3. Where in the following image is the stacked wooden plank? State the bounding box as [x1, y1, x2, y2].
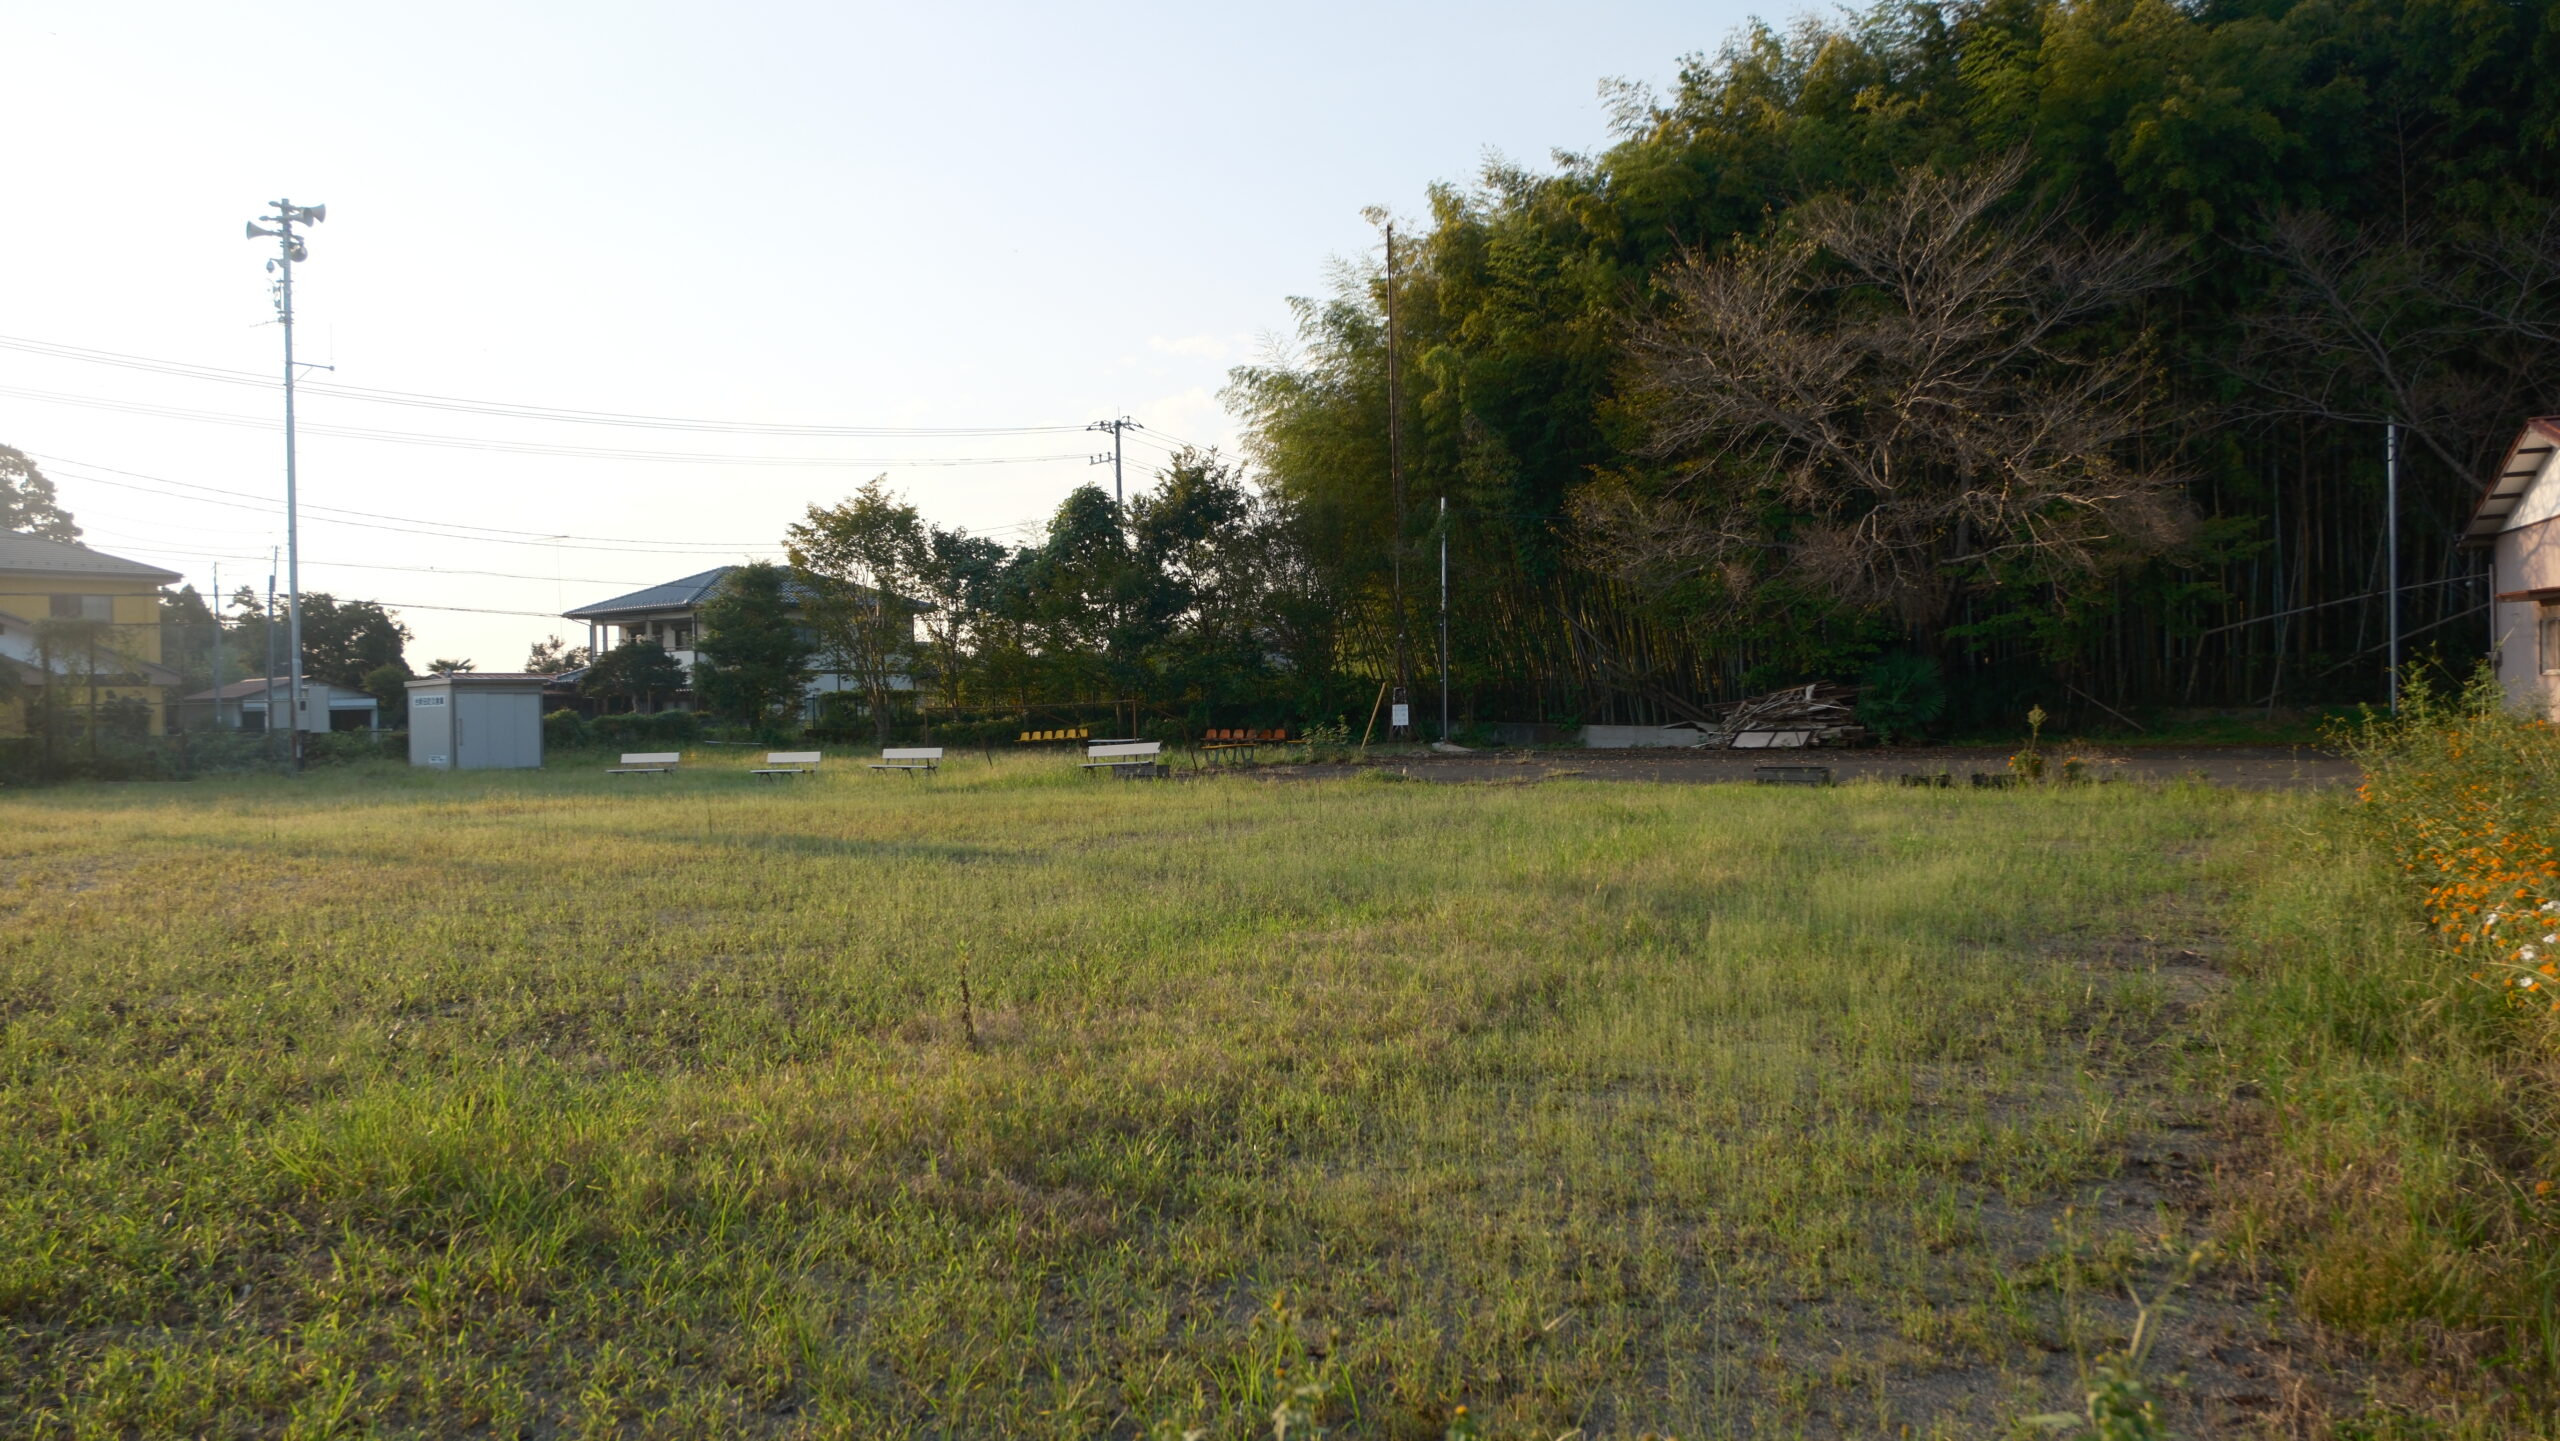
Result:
[1696, 683, 1870, 749]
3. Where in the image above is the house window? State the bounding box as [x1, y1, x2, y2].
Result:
[48, 594, 112, 621]
[2542, 601, 2560, 675]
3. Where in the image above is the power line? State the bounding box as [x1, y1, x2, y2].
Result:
[35, 453, 787, 552]
[0, 332, 1092, 437]
[40, 450, 1086, 557]
[51, 467, 770, 554]
[1, 384, 1098, 466]
[334, 598, 576, 619]
[82, 538, 662, 588]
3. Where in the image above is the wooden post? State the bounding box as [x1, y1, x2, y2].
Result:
[1358, 680, 1388, 753]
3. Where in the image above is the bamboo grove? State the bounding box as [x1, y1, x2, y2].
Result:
[1218, 0, 2560, 731]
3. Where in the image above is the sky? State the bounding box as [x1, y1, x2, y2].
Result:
[1, 1, 1758, 669]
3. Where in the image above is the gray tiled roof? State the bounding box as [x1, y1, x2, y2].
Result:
[183, 675, 312, 702]
[180, 676, 378, 703]
[564, 566, 824, 620]
[0, 531, 184, 584]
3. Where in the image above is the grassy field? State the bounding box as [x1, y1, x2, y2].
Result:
[0, 755, 2446, 1437]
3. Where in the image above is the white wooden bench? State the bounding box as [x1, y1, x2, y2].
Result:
[1081, 740, 1166, 778]
[869, 746, 942, 773]
[606, 751, 681, 775]
[750, 750, 822, 778]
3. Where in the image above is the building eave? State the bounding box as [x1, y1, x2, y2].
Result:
[2464, 417, 2560, 544]
[0, 532, 185, 585]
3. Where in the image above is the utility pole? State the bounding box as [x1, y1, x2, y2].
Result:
[1385, 221, 1411, 732]
[263, 558, 280, 761]
[1087, 416, 1142, 525]
[246, 198, 325, 770]
[1437, 495, 1450, 742]
[2386, 421, 2401, 714]
[210, 563, 224, 731]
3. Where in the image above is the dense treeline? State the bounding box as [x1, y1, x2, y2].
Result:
[1231, 0, 2560, 728]
[757, 458, 1345, 740]
[684, 0, 2560, 739]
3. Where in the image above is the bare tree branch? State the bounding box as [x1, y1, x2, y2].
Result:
[1581, 155, 2190, 626]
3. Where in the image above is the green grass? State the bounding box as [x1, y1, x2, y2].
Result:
[0, 755, 2487, 1436]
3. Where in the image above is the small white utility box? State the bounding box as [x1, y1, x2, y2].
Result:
[406, 673, 548, 771]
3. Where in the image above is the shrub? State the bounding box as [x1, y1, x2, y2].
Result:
[2336, 667, 2560, 1015]
[591, 710, 700, 749]
[1855, 653, 1946, 743]
[543, 709, 592, 749]
[303, 729, 405, 766]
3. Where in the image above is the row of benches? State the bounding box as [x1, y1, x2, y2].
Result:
[606, 740, 1172, 779]
[1012, 727, 1291, 746]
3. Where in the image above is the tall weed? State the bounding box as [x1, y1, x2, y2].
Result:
[2222, 669, 2560, 1420]
[2337, 669, 2560, 1017]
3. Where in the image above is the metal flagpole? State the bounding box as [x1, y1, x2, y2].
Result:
[2387, 421, 2400, 715]
[1438, 495, 1450, 742]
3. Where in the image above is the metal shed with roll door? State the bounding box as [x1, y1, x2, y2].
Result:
[406, 672, 547, 770]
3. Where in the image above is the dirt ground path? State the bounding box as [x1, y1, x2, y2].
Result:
[1258, 744, 2355, 791]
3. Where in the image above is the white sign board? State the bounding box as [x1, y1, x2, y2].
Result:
[1390, 704, 1410, 728]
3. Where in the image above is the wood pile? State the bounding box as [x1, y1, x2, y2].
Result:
[1695, 682, 1870, 749]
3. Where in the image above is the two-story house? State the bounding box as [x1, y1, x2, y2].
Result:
[562, 565, 913, 720]
[0, 531, 186, 737]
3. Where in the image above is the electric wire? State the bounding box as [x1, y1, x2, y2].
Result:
[1, 384, 1097, 466]
[42, 452, 1071, 554]
[34, 454, 791, 553]
[0, 333, 1092, 437]
[80, 538, 665, 589]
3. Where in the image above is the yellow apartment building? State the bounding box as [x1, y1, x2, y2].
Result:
[0, 531, 185, 738]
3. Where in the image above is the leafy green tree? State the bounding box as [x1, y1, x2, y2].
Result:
[1, 445, 79, 540]
[360, 663, 411, 727]
[1011, 485, 1134, 698]
[157, 585, 220, 699]
[691, 562, 812, 728]
[913, 525, 1013, 712]
[220, 590, 411, 690]
[296, 596, 412, 690]
[579, 639, 686, 713]
[788, 478, 927, 745]
[524, 635, 592, 675]
[1125, 448, 1307, 716]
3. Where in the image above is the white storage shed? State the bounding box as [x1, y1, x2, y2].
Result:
[407, 673, 547, 770]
